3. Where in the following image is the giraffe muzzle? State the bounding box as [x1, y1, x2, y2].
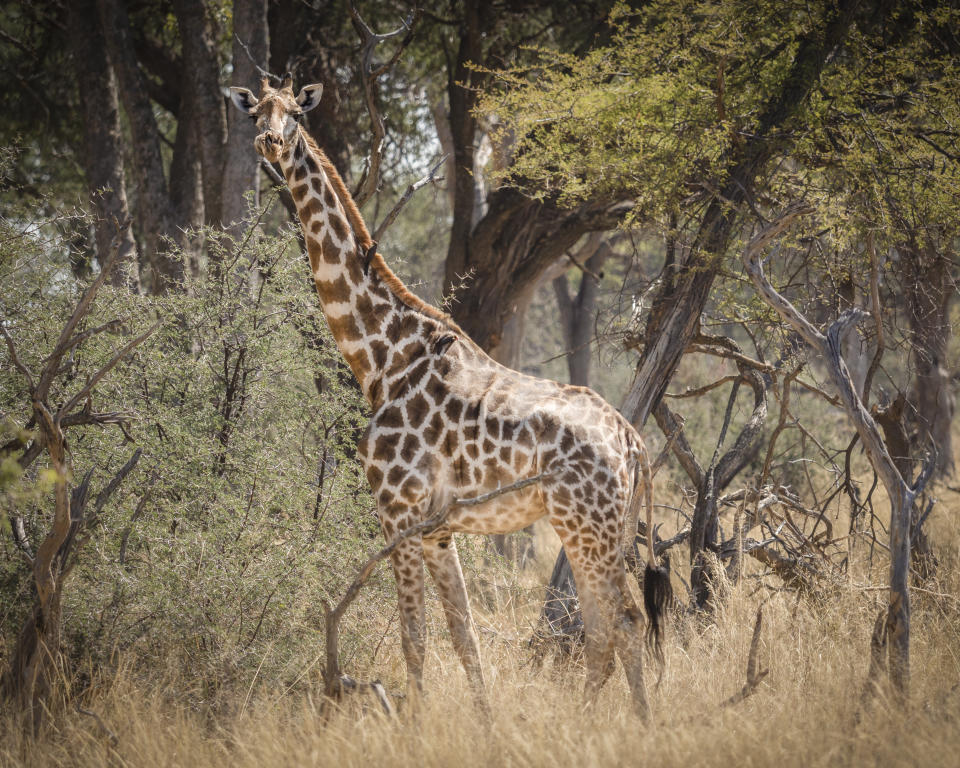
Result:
[254, 131, 284, 162]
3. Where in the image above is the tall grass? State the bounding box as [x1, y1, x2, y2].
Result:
[4, 501, 960, 768]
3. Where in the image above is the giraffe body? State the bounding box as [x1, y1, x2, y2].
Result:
[230, 77, 666, 717]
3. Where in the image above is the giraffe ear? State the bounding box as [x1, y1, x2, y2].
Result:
[295, 83, 323, 113]
[229, 87, 259, 114]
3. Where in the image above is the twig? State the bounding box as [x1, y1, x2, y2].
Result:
[76, 704, 119, 747]
[234, 33, 276, 82]
[1, 323, 36, 389]
[665, 375, 740, 399]
[373, 155, 447, 241]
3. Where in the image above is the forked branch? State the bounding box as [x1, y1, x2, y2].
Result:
[349, 3, 422, 207]
[320, 471, 552, 706]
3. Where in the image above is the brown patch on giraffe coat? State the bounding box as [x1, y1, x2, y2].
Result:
[425, 374, 446, 405]
[343, 348, 372, 382]
[377, 405, 404, 430]
[405, 359, 430, 390]
[327, 313, 362, 342]
[315, 275, 352, 304]
[374, 432, 401, 462]
[442, 430, 459, 457]
[484, 417, 501, 440]
[516, 426, 534, 450]
[329, 212, 350, 242]
[366, 464, 384, 488]
[291, 183, 309, 202]
[445, 398, 463, 423]
[400, 477, 423, 503]
[323, 184, 336, 208]
[293, 164, 308, 182]
[424, 412, 444, 446]
[404, 393, 430, 429]
[346, 253, 365, 285]
[387, 465, 406, 486]
[321, 233, 340, 264]
[400, 434, 420, 464]
[303, 197, 323, 220]
[370, 340, 390, 369]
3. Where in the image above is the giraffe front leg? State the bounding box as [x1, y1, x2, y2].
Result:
[387, 534, 426, 698]
[423, 532, 490, 718]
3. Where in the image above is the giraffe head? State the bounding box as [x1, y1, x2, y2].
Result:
[229, 74, 323, 163]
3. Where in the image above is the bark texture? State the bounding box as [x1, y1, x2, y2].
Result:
[68, 0, 140, 290]
[222, 0, 269, 232]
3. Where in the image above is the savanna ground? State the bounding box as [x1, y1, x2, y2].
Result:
[4, 465, 959, 768]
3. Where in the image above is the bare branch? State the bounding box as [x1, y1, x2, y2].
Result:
[1, 323, 36, 390]
[37, 222, 127, 399]
[861, 230, 884, 405]
[349, 4, 422, 207]
[373, 154, 447, 241]
[58, 322, 160, 419]
[234, 33, 276, 82]
[665, 375, 740, 399]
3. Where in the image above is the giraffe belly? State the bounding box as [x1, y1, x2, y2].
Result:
[442, 486, 547, 535]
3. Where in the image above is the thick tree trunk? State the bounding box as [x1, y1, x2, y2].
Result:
[69, 0, 140, 291]
[448, 189, 629, 359]
[222, 0, 269, 232]
[173, 0, 227, 228]
[97, 0, 184, 291]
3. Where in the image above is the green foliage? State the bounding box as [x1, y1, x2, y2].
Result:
[0, 201, 391, 692]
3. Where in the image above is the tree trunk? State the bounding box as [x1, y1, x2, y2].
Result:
[69, 0, 140, 291]
[554, 234, 609, 386]
[173, 0, 227, 228]
[904, 243, 955, 477]
[222, 0, 269, 232]
[97, 0, 184, 291]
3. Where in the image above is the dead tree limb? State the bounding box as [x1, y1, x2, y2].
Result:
[742, 204, 936, 701]
[373, 154, 447, 241]
[1, 232, 156, 732]
[349, 3, 422, 207]
[721, 605, 768, 706]
[320, 472, 552, 706]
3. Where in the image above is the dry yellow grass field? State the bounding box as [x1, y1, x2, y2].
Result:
[3, 484, 960, 767]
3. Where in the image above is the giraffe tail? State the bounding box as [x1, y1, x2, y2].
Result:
[637, 440, 672, 668]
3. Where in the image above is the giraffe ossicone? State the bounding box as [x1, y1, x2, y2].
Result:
[230, 76, 671, 717]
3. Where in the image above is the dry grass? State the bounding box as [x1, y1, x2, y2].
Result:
[5, 524, 960, 768]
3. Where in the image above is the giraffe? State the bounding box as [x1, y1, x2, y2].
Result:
[229, 75, 671, 717]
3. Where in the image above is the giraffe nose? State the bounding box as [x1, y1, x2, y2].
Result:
[255, 130, 284, 157]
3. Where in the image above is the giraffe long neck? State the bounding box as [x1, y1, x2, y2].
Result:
[280, 129, 442, 409]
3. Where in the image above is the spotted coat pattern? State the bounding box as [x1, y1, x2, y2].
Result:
[233, 78, 657, 716]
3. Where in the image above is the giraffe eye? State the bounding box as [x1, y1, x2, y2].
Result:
[293, 112, 304, 123]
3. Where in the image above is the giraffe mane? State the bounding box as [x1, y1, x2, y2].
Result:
[297, 129, 471, 342]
